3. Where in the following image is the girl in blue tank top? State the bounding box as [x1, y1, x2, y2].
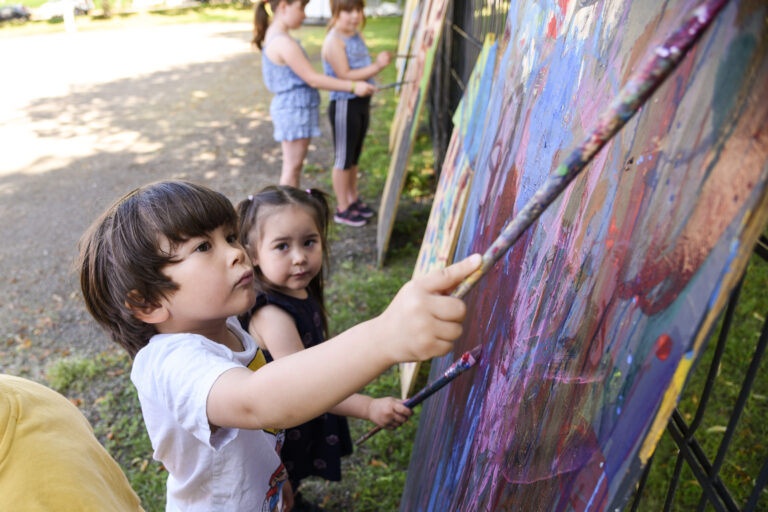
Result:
[253, 0, 376, 188]
[321, 0, 392, 227]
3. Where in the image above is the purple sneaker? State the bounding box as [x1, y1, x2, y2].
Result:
[334, 207, 367, 227]
[351, 199, 375, 218]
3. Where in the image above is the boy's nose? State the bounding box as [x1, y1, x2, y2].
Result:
[229, 244, 247, 264]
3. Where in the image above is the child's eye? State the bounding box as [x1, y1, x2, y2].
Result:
[275, 243, 289, 251]
[226, 233, 238, 244]
[195, 241, 211, 252]
[305, 239, 317, 247]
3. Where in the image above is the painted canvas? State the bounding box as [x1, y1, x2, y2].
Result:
[392, 0, 422, 120]
[401, 0, 768, 510]
[376, 0, 451, 266]
[400, 35, 499, 398]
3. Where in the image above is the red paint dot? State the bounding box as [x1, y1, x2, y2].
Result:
[655, 334, 672, 361]
[547, 15, 558, 38]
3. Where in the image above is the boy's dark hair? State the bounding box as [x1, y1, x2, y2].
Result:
[236, 185, 331, 336]
[328, 0, 366, 31]
[78, 180, 238, 358]
[253, 0, 311, 49]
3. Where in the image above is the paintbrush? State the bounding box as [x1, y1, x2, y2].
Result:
[355, 345, 482, 445]
[450, 0, 731, 299]
[377, 81, 410, 90]
[350, 53, 413, 59]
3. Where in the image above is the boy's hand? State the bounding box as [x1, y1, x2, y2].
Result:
[378, 254, 482, 363]
[375, 51, 392, 70]
[368, 397, 412, 429]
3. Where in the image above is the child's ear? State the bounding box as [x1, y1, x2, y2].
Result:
[125, 290, 169, 325]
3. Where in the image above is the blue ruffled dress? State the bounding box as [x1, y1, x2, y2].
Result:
[261, 33, 322, 141]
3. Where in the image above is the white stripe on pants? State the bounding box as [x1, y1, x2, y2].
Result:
[333, 98, 349, 170]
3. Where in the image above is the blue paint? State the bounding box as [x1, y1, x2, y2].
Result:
[464, 42, 499, 164]
[707, 239, 740, 310]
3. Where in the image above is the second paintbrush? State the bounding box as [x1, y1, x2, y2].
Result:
[355, 345, 482, 445]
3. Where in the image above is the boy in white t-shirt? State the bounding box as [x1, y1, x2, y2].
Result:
[77, 180, 480, 511]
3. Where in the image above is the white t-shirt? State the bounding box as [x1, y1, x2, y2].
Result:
[131, 317, 286, 512]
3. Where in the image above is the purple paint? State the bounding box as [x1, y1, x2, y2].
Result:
[402, 0, 768, 510]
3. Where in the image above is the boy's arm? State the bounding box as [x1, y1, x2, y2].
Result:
[253, 305, 409, 427]
[206, 254, 482, 431]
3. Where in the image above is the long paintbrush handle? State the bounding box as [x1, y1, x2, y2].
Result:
[355, 347, 481, 445]
[451, 0, 730, 299]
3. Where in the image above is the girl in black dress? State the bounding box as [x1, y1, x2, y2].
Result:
[237, 186, 411, 507]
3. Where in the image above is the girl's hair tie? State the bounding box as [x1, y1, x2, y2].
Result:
[306, 189, 312, 195]
[248, 194, 254, 201]
[263, 1, 273, 18]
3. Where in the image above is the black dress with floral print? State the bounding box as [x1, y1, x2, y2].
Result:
[241, 290, 353, 487]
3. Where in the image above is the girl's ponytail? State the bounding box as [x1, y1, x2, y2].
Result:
[253, 1, 273, 49]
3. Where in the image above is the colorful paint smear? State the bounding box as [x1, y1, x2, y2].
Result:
[401, 0, 768, 510]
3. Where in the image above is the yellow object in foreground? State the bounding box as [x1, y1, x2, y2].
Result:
[0, 374, 144, 511]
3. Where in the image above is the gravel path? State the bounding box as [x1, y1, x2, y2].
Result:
[0, 22, 377, 381]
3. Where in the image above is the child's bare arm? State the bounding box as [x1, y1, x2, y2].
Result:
[206, 254, 481, 430]
[332, 394, 411, 429]
[278, 37, 375, 95]
[322, 36, 390, 81]
[253, 305, 410, 427]
[248, 305, 304, 359]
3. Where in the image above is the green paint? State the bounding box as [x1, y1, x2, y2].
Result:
[711, 33, 756, 135]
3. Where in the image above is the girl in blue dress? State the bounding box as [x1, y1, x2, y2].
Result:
[253, 0, 376, 189]
[236, 185, 412, 508]
[322, 0, 391, 227]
